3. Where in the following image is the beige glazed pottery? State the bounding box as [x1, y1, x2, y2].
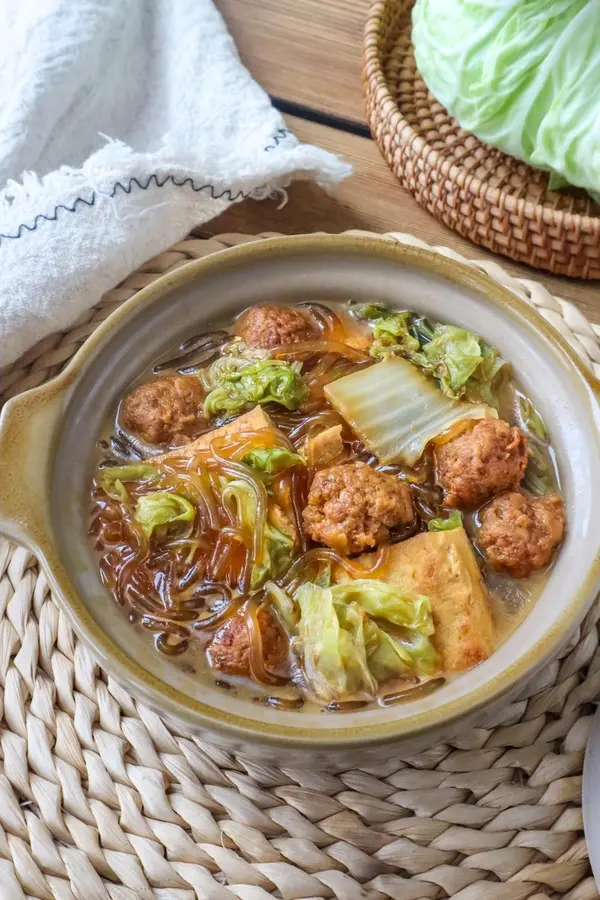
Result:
[0, 234, 599, 768]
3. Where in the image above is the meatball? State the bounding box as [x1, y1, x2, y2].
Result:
[122, 374, 205, 445]
[436, 419, 528, 508]
[478, 491, 565, 578]
[302, 462, 414, 555]
[208, 608, 288, 677]
[237, 304, 317, 349]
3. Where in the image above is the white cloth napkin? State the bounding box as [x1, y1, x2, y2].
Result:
[0, 0, 350, 370]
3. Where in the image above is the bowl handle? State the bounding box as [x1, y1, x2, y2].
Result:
[0, 384, 65, 552]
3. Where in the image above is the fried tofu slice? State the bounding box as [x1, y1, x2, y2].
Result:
[303, 424, 344, 467]
[153, 406, 273, 462]
[353, 527, 494, 671]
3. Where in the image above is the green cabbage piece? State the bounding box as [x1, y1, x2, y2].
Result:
[134, 491, 195, 539]
[428, 510, 463, 532]
[356, 307, 506, 407]
[222, 479, 294, 587]
[419, 327, 485, 396]
[515, 395, 554, 494]
[363, 618, 411, 682]
[294, 582, 439, 702]
[251, 524, 295, 589]
[364, 619, 440, 680]
[264, 582, 298, 632]
[412, 0, 600, 200]
[371, 312, 419, 359]
[329, 580, 434, 634]
[414, 325, 507, 406]
[204, 359, 308, 419]
[334, 602, 378, 696]
[296, 585, 376, 702]
[242, 446, 305, 474]
[523, 444, 554, 496]
[518, 396, 547, 442]
[98, 464, 160, 503]
[353, 302, 396, 321]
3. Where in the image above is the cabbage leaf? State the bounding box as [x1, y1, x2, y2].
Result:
[515, 394, 555, 495]
[329, 580, 434, 634]
[371, 312, 419, 358]
[358, 306, 506, 406]
[518, 396, 547, 442]
[243, 446, 305, 473]
[412, 0, 600, 200]
[428, 510, 462, 532]
[325, 357, 496, 465]
[264, 582, 298, 632]
[98, 464, 160, 503]
[291, 581, 440, 702]
[364, 619, 440, 680]
[222, 478, 294, 587]
[251, 524, 295, 589]
[416, 325, 506, 405]
[134, 491, 195, 539]
[296, 585, 376, 702]
[204, 359, 308, 419]
[353, 302, 392, 321]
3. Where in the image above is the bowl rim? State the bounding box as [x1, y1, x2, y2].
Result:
[3, 233, 600, 749]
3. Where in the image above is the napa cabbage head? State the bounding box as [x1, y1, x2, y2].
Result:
[412, 0, 600, 199]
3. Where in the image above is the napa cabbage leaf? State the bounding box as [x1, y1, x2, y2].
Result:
[357, 306, 507, 406]
[296, 585, 376, 702]
[325, 357, 496, 465]
[363, 619, 440, 680]
[329, 580, 434, 634]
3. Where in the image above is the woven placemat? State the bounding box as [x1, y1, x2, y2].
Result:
[363, 0, 600, 280]
[0, 230, 599, 900]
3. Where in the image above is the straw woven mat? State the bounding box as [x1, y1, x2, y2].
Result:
[0, 229, 599, 900]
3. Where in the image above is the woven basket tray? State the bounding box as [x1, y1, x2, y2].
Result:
[363, 0, 600, 280]
[0, 229, 599, 900]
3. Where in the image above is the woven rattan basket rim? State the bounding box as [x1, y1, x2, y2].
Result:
[362, 0, 600, 278]
[0, 230, 598, 899]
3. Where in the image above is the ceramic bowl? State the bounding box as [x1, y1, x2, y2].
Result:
[0, 235, 599, 767]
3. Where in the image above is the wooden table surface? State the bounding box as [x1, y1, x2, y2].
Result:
[211, 0, 599, 324]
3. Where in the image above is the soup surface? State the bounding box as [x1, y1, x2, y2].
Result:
[89, 301, 565, 711]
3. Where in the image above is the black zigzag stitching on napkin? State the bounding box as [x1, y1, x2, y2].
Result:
[263, 128, 292, 151]
[0, 127, 295, 247]
[0, 174, 255, 246]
